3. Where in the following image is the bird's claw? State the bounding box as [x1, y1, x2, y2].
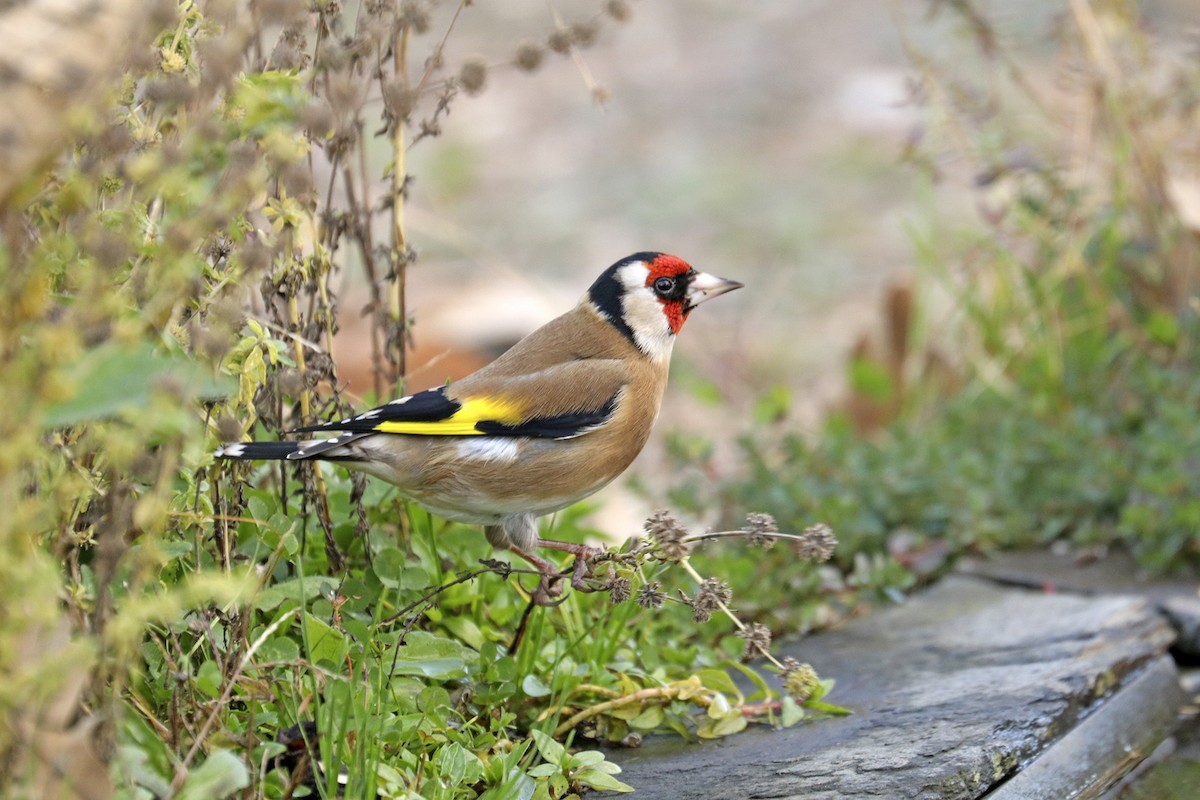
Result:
[570, 550, 600, 592]
[525, 545, 602, 604]
[532, 574, 569, 606]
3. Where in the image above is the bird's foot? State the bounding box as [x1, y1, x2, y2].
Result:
[534, 538, 602, 593]
[511, 539, 603, 605]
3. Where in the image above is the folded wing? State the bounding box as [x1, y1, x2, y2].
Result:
[291, 359, 629, 442]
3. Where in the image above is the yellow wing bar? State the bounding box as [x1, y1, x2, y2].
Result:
[372, 396, 524, 436]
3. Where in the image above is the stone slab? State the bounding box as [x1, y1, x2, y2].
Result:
[986, 655, 1184, 799]
[958, 551, 1200, 659]
[599, 576, 1177, 799]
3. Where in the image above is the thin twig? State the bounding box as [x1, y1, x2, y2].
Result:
[172, 609, 300, 789]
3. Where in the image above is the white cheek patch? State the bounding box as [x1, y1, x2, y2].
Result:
[616, 268, 674, 361]
[456, 437, 521, 463]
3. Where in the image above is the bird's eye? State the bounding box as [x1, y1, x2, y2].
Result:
[653, 277, 675, 296]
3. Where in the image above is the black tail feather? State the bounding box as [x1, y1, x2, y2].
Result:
[215, 441, 303, 460]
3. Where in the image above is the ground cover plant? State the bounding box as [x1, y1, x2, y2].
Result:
[0, 3, 844, 797]
[659, 0, 1200, 622]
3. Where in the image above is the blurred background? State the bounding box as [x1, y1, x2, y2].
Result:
[332, 0, 1200, 529]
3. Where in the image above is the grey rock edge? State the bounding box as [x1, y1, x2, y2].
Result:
[958, 549, 1200, 659]
[598, 575, 1179, 800]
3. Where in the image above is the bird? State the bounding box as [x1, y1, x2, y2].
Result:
[216, 252, 742, 602]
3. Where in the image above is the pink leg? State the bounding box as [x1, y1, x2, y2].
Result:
[509, 538, 601, 605]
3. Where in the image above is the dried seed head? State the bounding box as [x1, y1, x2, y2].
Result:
[258, 0, 308, 23]
[795, 523, 837, 562]
[736, 622, 772, 660]
[745, 512, 778, 534]
[216, 412, 244, 443]
[691, 577, 732, 623]
[382, 78, 420, 120]
[298, 100, 336, 138]
[781, 658, 820, 704]
[279, 160, 314, 200]
[606, 0, 632, 22]
[636, 581, 665, 609]
[458, 57, 488, 96]
[514, 40, 544, 72]
[607, 576, 632, 605]
[547, 27, 572, 54]
[142, 76, 196, 110]
[326, 72, 367, 116]
[276, 367, 304, 397]
[568, 21, 599, 48]
[399, 0, 432, 34]
[745, 512, 779, 548]
[644, 510, 689, 561]
[269, 42, 308, 71]
[365, 0, 393, 17]
[204, 235, 233, 263]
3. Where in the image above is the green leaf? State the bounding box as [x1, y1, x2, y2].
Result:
[530, 729, 566, 767]
[696, 668, 741, 699]
[301, 612, 346, 666]
[521, 673, 552, 698]
[42, 341, 232, 428]
[373, 546, 407, 589]
[1145, 309, 1180, 346]
[573, 768, 634, 793]
[848, 356, 894, 402]
[390, 631, 475, 679]
[568, 750, 606, 769]
[628, 705, 663, 730]
[781, 696, 804, 727]
[706, 692, 731, 719]
[432, 741, 484, 786]
[175, 750, 250, 800]
[194, 660, 222, 698]
[255, 576, 336, 611]
[805, 699, 852, 716]
[442, 615, 484, 650]
[710, 712, 748, 737]
[753, 384, 792, 423]
[723, 660, 773, 701]
[257, 635, 299, 662]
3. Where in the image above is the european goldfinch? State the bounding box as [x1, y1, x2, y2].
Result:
[217, 252, 742, 601]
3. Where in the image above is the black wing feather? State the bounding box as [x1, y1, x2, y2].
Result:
[290, 387, 460, 433]
[475, 393, 619, 439]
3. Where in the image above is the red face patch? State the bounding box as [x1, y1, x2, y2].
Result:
[645, 254, 694, 334]
[647, 254, 692, 278]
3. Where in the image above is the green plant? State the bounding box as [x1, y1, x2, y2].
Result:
[1, 3, 846, 798]
[653, 0, 1200, 602]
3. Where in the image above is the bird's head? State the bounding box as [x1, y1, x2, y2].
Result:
[587, 252, 743, 360]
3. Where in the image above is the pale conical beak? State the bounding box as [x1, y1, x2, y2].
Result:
[686, 271, 744, 310]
